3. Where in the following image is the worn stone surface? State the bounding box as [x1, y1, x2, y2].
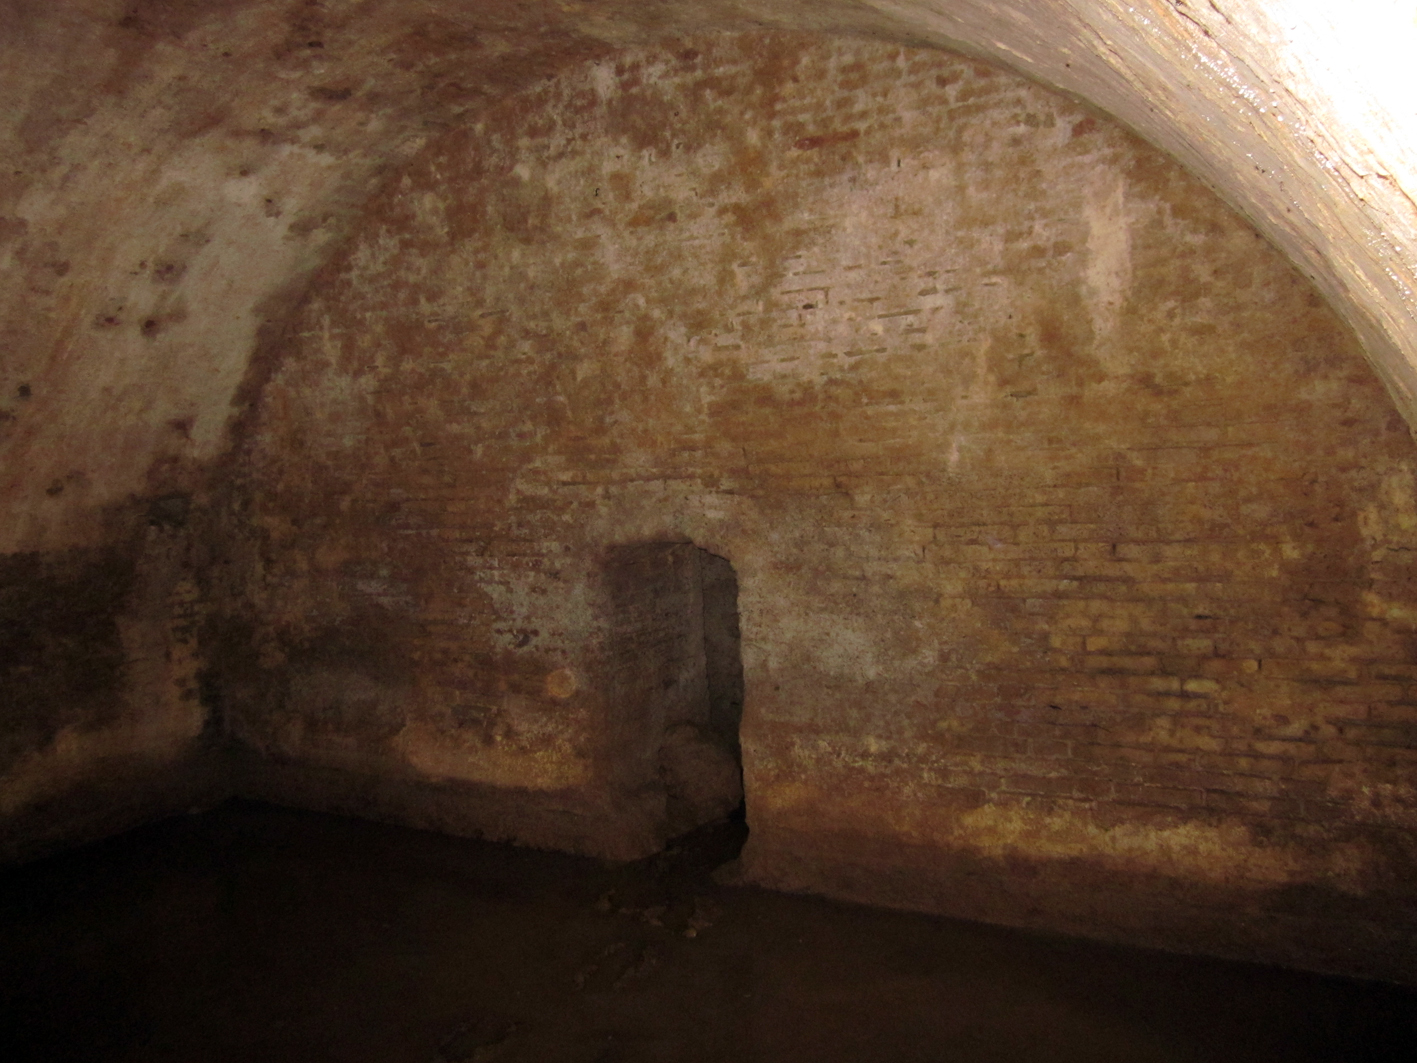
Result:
[11, 2, 1417, 888]
[3, 1, 1417, 984]
[0, 504, 217, 861]
[199, 36, 1417, 980]
[8, 1, 1417, 559]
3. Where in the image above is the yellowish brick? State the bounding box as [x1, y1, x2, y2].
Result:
[1176, 638, 1215, 655]
[1182, 678, 1222, 697]
[1080, 655, 1160, 674]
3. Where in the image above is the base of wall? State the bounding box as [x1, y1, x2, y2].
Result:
[10, 748, 1414, 987]
[739, 826, 1417, 987]
[0, 742, 230, 865]
[230, 751, 665, 862]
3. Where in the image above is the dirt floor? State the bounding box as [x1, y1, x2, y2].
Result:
[1, 801, 1414, 1062]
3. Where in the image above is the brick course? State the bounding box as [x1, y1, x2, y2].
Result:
[216, 35, 1417, 977]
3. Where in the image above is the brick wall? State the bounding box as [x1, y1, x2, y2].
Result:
[216, 34, 1417, 979]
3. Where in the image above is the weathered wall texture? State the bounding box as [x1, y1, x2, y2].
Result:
[209, 36, 1417, 980]
[0, 504, 217, 860]
[11, 2, 1417, 886]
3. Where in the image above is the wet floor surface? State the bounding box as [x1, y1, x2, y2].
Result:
[2, 801, 1414, 1063]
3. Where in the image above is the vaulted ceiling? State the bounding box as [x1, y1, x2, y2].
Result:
[4, 0, 1415, 553]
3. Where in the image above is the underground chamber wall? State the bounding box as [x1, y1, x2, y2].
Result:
[111, 34, 1417, 980]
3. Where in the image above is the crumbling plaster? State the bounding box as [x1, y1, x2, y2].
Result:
[5, 0, 1417, 980]
[204, 34, 1417, 981]
[3, 1, 1417, 552]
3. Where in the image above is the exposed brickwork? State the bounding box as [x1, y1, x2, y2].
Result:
[215, 36, 1417, 977]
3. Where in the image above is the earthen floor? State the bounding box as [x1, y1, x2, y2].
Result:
[2, 801, 1413, 1062]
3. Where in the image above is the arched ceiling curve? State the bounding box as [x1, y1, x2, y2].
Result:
[3, 0, 1414, 553]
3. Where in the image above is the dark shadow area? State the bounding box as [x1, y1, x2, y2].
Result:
[698, 549, 744, 768]
[604, 543, 745, 844]
[2, 801, 1415, 1063]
